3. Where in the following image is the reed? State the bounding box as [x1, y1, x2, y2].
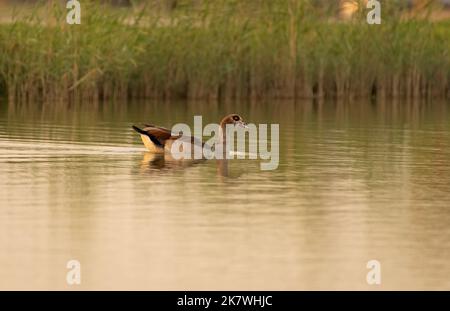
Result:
[0, 0, 449, 104]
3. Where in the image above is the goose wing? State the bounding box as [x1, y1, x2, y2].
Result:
[132, 125, 178, 147]
[132, 124, 204, 149]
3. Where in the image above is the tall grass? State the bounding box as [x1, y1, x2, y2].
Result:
[0, 0, 449, 104]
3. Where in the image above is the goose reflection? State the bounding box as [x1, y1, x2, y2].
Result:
[139, 152, 245, 179]
[139, 152, 205, 172]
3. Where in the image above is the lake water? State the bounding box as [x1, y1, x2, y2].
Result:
[0, 100, 450, 290]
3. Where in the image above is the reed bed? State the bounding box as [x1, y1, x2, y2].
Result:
[0, 0, 449, 104]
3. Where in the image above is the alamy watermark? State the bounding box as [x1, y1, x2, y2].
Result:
[367, 0, 381, 24]
[65, 1, 380, 26]
[366, 259, 381, 285]
[169, 116, 279, 171]
[66, 0, 81, 25]
[66, 259, 81, 285]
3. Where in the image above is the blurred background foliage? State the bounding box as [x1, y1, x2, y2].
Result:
[0, 0, 449, 104]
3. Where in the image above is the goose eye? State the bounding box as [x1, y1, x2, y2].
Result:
[232, 115, 240, 121]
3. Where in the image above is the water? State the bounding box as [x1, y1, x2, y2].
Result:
[0, 100, 450, 290]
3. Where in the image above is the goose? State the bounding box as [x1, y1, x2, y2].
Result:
[132, 114, 247, 153]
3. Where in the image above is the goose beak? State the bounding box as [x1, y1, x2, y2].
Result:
[238, 121, 248, 128]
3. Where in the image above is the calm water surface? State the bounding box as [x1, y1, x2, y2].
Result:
[0, 100, 450, 290]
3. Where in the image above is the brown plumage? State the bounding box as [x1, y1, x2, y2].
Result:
[132, 114, 247, 153]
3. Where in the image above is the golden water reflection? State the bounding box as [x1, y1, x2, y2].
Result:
[0, 100, 450, 290]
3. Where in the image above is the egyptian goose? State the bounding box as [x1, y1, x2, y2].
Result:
[132, 114, 247, 153]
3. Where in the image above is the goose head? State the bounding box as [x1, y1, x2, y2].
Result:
[219, 114, 248, 130]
